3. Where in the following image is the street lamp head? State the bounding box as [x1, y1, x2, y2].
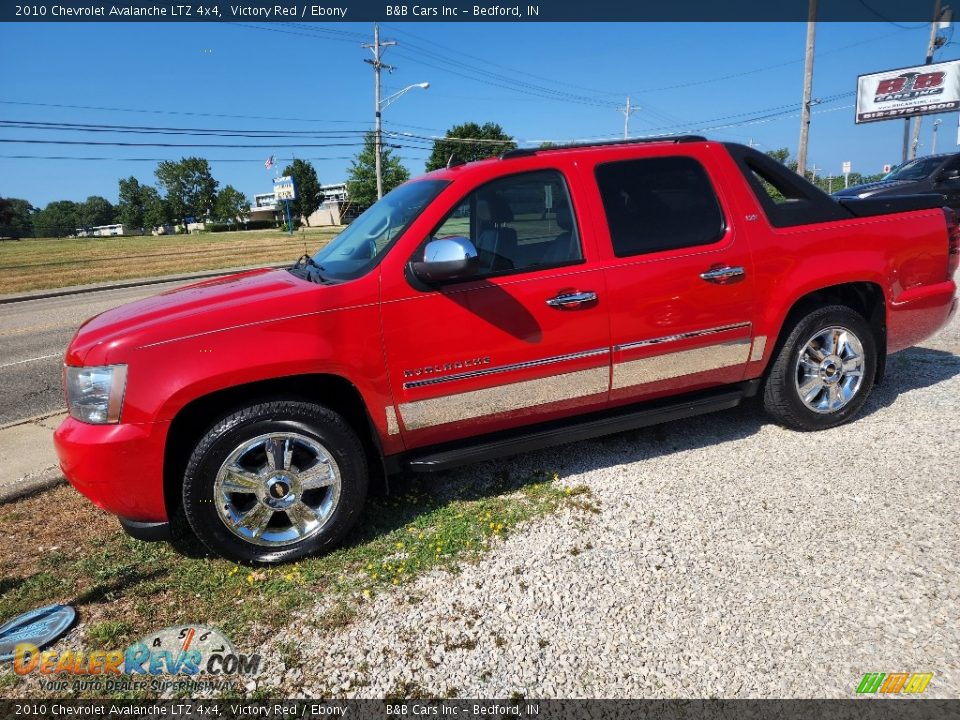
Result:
[417, 82, 430, 89]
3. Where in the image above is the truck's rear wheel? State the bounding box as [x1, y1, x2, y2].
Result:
[182, 401, 368, 563]
[763, 305, 877, 431]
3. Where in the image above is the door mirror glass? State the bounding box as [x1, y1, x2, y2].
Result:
[409, 236, 479, 283]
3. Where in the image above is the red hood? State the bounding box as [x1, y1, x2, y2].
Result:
[66, 268, 334, 365]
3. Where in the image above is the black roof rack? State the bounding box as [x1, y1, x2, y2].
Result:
[500, 135, 707, 160]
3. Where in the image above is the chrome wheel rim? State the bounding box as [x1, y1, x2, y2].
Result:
[213, 432, 341, 547]
[794, 325, 865, 414]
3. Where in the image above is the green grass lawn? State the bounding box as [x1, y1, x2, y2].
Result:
[0, 470, 596, 698]
[0, 227, 340, 294]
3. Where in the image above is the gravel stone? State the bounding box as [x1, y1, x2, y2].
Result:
[261, 312, 960, 698]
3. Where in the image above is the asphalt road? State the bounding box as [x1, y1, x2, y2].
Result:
[0, 280, 193, 426]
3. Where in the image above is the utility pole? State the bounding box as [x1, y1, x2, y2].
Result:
[796, 0, 817, 179]
[619, 96, 638, 139]
[363, 24, 396, 201]
[909, 0, 944, 160]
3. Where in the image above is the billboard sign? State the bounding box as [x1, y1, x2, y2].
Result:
[273, 175, 297, 201]
[856, 60, 960, 123]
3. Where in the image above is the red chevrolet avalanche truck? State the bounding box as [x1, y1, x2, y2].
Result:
[54, 137, 959, 563]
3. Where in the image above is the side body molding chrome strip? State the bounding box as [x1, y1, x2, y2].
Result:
[399, 366, 609, 431]
[396, 324, 754, 432]
[403, 347, 609, 390]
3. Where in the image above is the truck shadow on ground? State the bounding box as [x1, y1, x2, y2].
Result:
[419, 345, 960, 497]
[167, 346, 959, 561]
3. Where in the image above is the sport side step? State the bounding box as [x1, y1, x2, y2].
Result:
[403, 387, 748, 473]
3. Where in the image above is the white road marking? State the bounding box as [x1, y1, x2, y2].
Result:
[0, 353, 61, 368]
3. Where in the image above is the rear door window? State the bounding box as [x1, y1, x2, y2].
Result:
[594, 156, 725, 257]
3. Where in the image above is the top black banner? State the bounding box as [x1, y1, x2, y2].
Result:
[0, 0, 949, 23]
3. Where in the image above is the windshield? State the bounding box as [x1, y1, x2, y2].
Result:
[883, 157, 944, 182]
[303, 179, 449, 282]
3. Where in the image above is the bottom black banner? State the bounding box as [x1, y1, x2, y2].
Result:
[0, 700, 957, 720]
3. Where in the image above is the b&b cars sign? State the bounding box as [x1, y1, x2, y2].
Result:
[856, 60, 960, 123]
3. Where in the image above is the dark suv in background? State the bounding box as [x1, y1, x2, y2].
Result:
[834, 153, 960, 214]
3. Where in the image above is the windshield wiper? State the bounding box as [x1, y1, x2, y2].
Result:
[291, 254, 332, 284]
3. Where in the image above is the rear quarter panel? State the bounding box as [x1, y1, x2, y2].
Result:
[716, 145, 954, 370]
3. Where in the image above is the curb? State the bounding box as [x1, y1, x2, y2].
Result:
[0, 263, 288, 305]
[0, 468, 65, 504]
[0, 408, 67, 432]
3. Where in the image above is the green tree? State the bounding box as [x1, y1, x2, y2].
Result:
[766, 147, 793, 166]
[142, 187, 171, 230]
[77, 195, 116, 229]
[155, 157, 219, 225]
[425, 122, 517, 171]
[213, 185, 249, 223]
[34, 200, 80, 238]
[117, 176, 147, 230]
[281, 159, 324, 225]
[0, 197, 35, 238]
[346, 132, 410, 209]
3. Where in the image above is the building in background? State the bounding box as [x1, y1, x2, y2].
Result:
[76, 223, 132, 237]
[248, 193, 279, 224]
[247, 182, 350, 227]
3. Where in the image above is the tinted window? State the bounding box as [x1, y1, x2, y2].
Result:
[430, 170, 582, 277]
[595, 157, 725, 257]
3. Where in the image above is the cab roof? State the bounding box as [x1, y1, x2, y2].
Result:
[422, 135, 708, 180]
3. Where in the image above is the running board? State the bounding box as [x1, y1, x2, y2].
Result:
[403, 388, 746, 473]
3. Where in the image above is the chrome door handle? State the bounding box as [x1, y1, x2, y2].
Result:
[700, 265, 745, 284]
[546, 291, 597, 308]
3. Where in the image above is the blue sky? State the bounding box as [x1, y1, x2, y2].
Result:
[0, 20, 956, 207]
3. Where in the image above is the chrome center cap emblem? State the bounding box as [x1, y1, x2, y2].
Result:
[820, 355, 843, 384]
[263, 474, 296, 508]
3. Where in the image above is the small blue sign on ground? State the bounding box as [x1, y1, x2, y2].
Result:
[0, 604, 76, 661]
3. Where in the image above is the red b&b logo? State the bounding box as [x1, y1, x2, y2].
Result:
[875, 72, 945, 102]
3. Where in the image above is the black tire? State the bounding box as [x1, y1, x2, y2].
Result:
[763, 305, 878, 431]
[181, 400, 368, 564]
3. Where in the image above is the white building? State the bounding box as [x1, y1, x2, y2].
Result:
[247, 183, 349, 227]
[76, 223, 132, 237]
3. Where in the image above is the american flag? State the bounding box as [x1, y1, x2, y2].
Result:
[264, 155, 275, 169]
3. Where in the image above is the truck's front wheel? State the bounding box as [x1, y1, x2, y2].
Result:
[182, 401, 368, 563]
[763, 305, 878, 431]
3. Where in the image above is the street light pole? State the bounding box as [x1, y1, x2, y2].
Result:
[363, 25, 396, 201]
[933, 118, 943, 154]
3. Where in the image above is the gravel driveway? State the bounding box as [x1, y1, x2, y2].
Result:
[267, 312, 960, 699]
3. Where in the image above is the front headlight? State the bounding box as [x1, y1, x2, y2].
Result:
[65, 364, 127, 424]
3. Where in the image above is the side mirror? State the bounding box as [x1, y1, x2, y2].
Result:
[409, 236, 479, 284]
[936, 168, 960, 184]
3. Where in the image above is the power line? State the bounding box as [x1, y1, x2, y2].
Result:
[627, 26, 919, 95]
[0, 120, 371, 139]
[380, 22, 625, 99]
[269, 22, 619, 108]
[0, 154, 368, 162]
[0, 139, 375, 148]
[855, 0, 929, 29]
[0, 100, 371, 125]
